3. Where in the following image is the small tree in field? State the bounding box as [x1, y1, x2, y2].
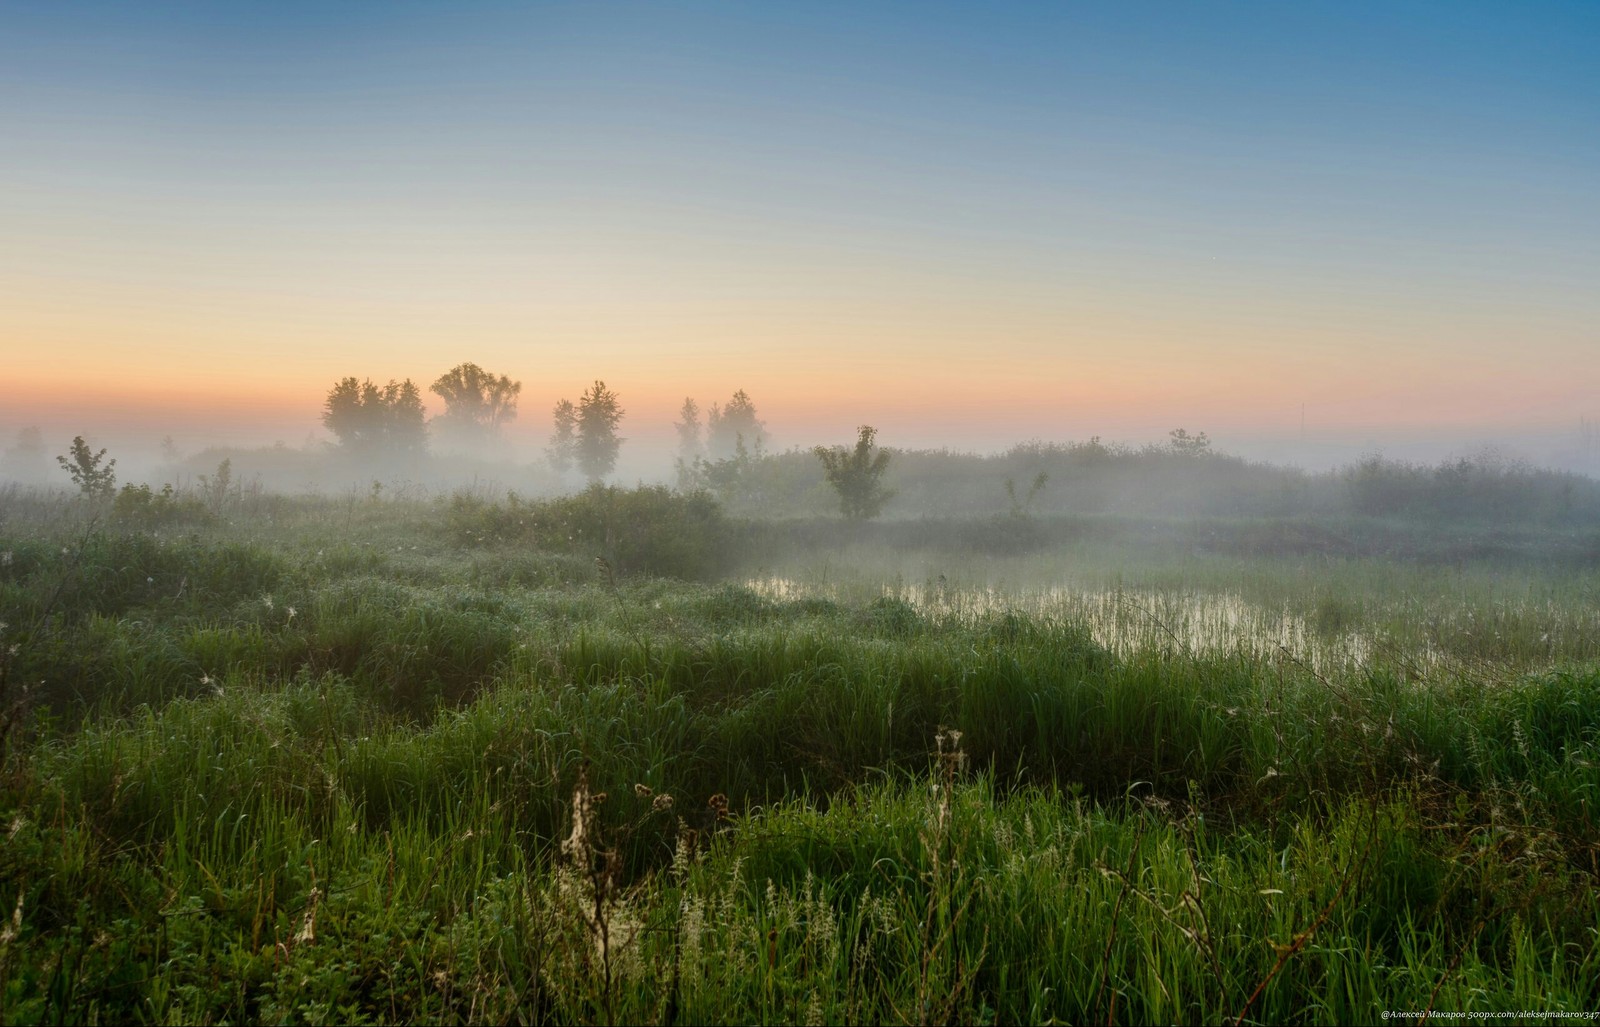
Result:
[57, 436, 117, 497]
[814, 425, 895, 521]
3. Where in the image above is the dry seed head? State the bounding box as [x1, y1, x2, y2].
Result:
[295, 887, 321, 944]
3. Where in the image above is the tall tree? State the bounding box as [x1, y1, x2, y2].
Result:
[323, 377, 375, 452]
[322, 377, 428, 458]
[383, 379, 429, 458]
[429, 363, 522, 450]
[814, 425, 895, 521]
[674, 397, 703, 489]
[547, 399, 578, 476]
[575, 380, 624, 482]
[706, 389, 767, 460]
[674, 398, 703, 464]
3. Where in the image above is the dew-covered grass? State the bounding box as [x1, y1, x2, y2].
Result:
[1, 486, 1597, 1024]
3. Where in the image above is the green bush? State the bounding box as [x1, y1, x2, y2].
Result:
[112, 483, 210, 527]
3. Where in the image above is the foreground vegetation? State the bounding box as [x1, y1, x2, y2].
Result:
[1, 484, 1598, 1024]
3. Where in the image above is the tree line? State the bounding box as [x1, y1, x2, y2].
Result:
[20, 364, 897, 520]
[322, 368, 893, 516]
[317, 364, 612, 479]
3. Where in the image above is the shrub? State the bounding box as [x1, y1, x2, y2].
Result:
[446, 485, 736, 580]
[112, 484, 210, 527]
[56, 436, 116, 497]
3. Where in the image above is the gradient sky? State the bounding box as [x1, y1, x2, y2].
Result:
[4, 2, 1598, 467]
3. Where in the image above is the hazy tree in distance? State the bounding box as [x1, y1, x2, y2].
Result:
[57, 435, 117, 497]
[674, 397, 704, 489]
[576, 380, 624, 482]
[323, 378, 378, 452]
[706, 389, 767, 460]
[429, 362, 522, 450]
[1, 426, 49, 483]
[322, 377, 429, 458]
[547, 399, 578, 477]
[384, 380, 429, 458]
[1168, 428, 1211, 456]
[814, 425, 895, 521]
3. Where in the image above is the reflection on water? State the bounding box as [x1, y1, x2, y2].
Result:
[746, 576, 1375, 674]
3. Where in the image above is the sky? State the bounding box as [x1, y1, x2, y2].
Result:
[3, 2, 1598, 473]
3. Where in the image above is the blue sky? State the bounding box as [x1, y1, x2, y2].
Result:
[4, 2, 1597, 468]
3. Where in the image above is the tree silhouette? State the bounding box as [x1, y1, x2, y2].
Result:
[674, 397, 703, 489]
[706, 389, 767, 460]
[547, 399, 578, 476]
[322, 377, 428, 458]
[814, 425, 895, 521]
[429, 363, 522, 450]
[575, 381, 624, 482]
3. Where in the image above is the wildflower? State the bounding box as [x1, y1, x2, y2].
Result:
[634, 783, 653, 798]
[652, 793, 675, 812]
[0, 551, 11, 566]
[285, 605, 297, 620]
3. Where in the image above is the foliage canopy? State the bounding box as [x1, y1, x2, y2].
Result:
[706, 389, 766, 460]
[575, 380, 624, 482]
[429, 363, 521, 448]
[321, 377, 428, 458]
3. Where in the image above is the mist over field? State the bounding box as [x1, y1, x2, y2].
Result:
[5, 4, 1600, 1025]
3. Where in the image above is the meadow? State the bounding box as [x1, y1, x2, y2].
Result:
[1, 481, 1598, 1024]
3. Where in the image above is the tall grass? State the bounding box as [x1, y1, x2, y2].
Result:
[1, 489, 1597, 1023]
